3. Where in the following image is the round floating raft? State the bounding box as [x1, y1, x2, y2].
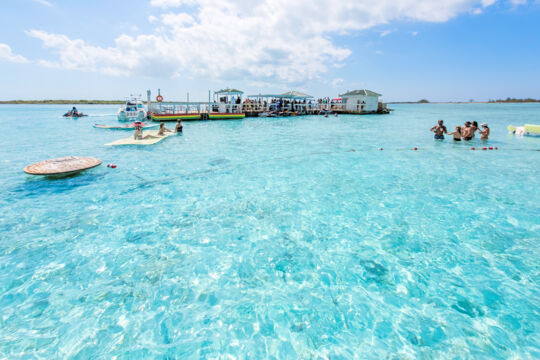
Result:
[24, 156, 102, 176]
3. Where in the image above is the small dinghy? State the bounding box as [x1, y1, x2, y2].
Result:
[94, 122, 158, 130]
[24, 156, 102, 176]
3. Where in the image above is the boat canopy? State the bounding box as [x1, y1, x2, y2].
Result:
[247, 91, 313, 99]
[215, 88, 244, 95]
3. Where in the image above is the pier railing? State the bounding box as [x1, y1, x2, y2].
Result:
[149, 102, 245, 115]
[149, 101, 349, 115]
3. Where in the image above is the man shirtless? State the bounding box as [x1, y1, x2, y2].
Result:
[430, 120, 447, 139]
[462, 122, 473, 140]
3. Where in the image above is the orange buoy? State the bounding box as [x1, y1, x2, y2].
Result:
[156, 95, 163, 102]
[483, 147, 487, 150]
[471, 147, 476, 150]
[414, 147, 418, 150]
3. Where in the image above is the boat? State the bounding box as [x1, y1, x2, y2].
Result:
[508, 124, 540, 137]
[63, 109, 87, 117]
[117, 96, 146, 121]
[94, 122, 158, 130]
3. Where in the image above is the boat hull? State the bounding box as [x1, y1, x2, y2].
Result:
[151, 113, 201, 121]
[209, 113, 245, 120]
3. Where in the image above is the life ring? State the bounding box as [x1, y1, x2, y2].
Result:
[156, 95, 163, 103]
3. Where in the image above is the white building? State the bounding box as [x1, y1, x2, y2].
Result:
[340, 89, 382, 112]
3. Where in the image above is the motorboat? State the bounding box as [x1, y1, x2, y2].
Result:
[117, 96, 146, 121]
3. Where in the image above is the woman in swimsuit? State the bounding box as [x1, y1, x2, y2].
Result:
[447, 126, 462, 141]
[175, 120, 183, 133]
[471, 121, 479, 138]
[478, 123, 490, 140]
[157, 122, 172, 136]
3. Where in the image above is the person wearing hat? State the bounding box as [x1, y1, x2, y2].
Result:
[478, 123, 490, 140]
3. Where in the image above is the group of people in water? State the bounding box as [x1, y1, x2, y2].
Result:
[133, 120, 183, 140]
[431, 120, 489, 141]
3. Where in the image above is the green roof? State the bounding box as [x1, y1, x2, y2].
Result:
[279, 91, 313, 99]
[246, 91, 313, 99]
[339, 89, 382, 97]
[215, 88, 244, 95]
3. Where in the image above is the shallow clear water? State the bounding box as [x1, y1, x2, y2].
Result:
[0, 103, 539, 359]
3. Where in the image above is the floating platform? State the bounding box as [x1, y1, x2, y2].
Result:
[106, 130, 174, 146]
[24, 156, 101, 176]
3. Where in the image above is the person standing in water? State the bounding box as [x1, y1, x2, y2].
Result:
[462, 122, 473, 140]
[447, 126, 462, 141]
[175, 120, 183, 133]
[430, 120, 447, 139]
[478, 123, 490, 140]
[471, 121, 479, 138]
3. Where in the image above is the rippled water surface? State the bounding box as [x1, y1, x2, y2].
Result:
[0, 103, 539, 358]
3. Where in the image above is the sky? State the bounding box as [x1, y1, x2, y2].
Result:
[0, 0, 539, 102]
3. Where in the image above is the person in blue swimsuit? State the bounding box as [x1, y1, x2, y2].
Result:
[430, 120, 447, 139]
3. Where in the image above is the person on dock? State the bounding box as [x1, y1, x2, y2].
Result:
[447, 126, 462, 141]
[430, 120, 447, 139]
[175, 120, 183, 133]
[157, 122, 172, 136]
[478, 123, 490, 140]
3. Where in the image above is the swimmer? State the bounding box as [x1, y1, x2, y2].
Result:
[133, 125, 159, 140]
[478, 123, 490, 140]
[430, 120, 447, 139]
[447, 126, 462, 141]
[157, 122, 172, 136]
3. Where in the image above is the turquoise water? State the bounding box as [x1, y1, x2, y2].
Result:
[0, 103, 539, 358]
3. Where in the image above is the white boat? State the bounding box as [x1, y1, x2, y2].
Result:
[117, 96, 146, 121]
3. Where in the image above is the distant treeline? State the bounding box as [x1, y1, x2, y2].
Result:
[488, 98, 540, 103]
[0, 100, 124, 104]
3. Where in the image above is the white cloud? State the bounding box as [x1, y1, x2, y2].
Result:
[332, 78, 344, 87]
[150, 0, 196, 8]
[33, 0, 53, 7]
[411, 31, 419, 36]
[380, 30, 394, 37]
[23, 0, 512, 83]
[0, 44, 29, 64]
